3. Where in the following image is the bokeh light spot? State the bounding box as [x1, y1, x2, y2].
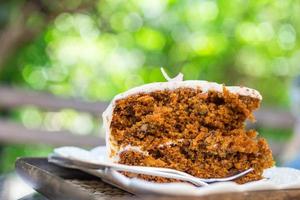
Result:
[21, 107, 43, 129]
[138, 0, 166, 19]
[278, 24, 296, 50]
[136, 27, 166, 50]
[123, 12, 143, 32]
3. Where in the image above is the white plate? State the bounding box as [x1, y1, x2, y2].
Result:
[51, 146, 300, 196]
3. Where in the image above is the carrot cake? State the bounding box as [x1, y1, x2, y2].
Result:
[102, 70, 274, 184]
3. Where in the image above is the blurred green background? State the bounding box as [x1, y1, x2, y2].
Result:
[0, 0, 299, 173]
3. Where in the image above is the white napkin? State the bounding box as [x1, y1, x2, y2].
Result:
[49, 146, 300, 196]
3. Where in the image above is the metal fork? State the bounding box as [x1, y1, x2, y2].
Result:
[49, 154, 253, 187]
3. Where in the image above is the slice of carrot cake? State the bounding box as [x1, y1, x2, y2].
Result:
[102, 71, 274, 184]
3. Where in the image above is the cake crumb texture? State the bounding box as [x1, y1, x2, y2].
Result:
[110, 87, 274, 184]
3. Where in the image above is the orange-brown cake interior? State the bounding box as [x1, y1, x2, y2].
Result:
[110, 87, 274, 184]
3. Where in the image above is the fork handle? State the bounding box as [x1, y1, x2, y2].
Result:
[49, 156, 208, 186]
[105, 165, 209, 186]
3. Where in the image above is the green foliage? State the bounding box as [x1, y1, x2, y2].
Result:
[2, 0, 300, 106]
[0, 144, 52, 173]
[258, 128, 293, 142]
[1, 0, 300, 106]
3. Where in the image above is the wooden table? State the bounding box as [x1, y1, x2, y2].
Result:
[15, 157, 300, 200]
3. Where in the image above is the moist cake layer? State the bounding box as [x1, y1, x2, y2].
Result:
[108, 87, 274, 184]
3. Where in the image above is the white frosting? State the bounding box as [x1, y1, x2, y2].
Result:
[158, 139, 184, 148]
[113, 145, 149, 162]
[112, 140, 185, 161]
[103, 77, 262, 161]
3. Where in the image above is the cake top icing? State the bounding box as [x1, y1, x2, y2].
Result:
[106, 68, 262, 104]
